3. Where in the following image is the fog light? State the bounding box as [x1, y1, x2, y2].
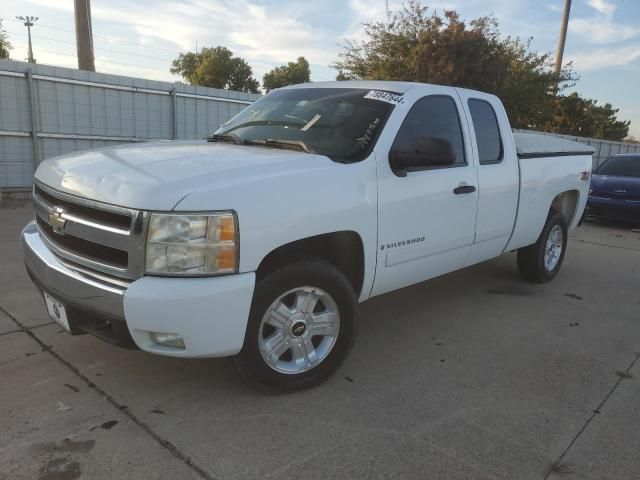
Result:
[149, 332, 185, 349]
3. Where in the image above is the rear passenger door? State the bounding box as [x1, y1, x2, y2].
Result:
[372, 90, 479, 297]
[457, 91, 519, 264]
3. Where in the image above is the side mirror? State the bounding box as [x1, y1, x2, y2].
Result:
[389, 137, 456, 177]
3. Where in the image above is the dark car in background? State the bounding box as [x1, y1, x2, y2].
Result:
[587, 154, 640, 223]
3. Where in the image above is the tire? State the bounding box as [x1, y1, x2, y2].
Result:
[231, 259, 358, 393]
[517, 210, 568, 283]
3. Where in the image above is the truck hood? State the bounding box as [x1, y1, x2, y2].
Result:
[35, 140, 336, 210]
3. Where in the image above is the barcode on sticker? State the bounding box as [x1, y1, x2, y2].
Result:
[364, 90, 405, 105]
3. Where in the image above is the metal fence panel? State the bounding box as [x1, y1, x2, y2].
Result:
[0, 59, 260, 188]
[4, 60, 638, 189]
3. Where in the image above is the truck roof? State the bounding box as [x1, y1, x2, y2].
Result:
[281, 80, 496, 98]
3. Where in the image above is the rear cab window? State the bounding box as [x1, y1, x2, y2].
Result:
[468, 98, 503, 165]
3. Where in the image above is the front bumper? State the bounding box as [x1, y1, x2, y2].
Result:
[587, 196, 640, 223]
[22, 221, 255, 358]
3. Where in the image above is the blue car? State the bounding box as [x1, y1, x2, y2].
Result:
[587, 154, 640, 223]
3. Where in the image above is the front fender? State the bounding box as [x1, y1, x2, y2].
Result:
[173, 156, 379, 301]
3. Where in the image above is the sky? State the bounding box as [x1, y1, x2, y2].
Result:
[2, 0, 639, 137]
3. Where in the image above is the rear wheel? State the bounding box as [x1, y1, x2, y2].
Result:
[517, 210, 568, 283]
[231, 260, 358, 392]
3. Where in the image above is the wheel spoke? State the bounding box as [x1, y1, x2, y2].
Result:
[310, 311, 339, 337]
[262, 332, 289, 362]
[266, 301, 291, 329]
[295, 290, 319, 314]
[291, 338, 318, 367]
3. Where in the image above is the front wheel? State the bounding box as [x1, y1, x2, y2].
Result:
[517, 210, 568, 283]
[231, 260, 358, 392]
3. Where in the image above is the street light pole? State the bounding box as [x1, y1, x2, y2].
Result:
[16, 16, 39, 63]
[74, 0, 95, 71]
[554, 0, 572, 78]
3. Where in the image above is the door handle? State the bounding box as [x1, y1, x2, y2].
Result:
[453, 185, 476, 195]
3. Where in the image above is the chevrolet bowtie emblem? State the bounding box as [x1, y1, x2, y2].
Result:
[48, 208, 67, 235]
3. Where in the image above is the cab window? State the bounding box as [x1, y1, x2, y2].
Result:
[468, 99, 503, 165]
[390, 95, 466, 173]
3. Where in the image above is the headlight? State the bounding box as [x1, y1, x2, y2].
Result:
[145, 212, 238, 275]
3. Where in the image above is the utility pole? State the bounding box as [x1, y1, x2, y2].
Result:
[74, 0, 95, 71]
[554, 0, 572, 79]
[16, 16, 38, 63]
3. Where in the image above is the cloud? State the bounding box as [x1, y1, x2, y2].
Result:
[587, 0, 615, 17]
[570, 18, 640, 44]
[568, 45, 640, 71]
[569, 0, 639, 45]
[88, 0, 339, 74]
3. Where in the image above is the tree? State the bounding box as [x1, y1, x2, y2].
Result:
[262, 57, 311, 92]
[552, 93, 630, 141]
[332, 1, 576, 130]
[0, 20, 12, 59]
[170, 46, 259, 93]
[334, 1, 632, 140]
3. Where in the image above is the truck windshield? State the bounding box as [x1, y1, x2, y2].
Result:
[596, 155, 640, 177]
[211, 88, 396, 163]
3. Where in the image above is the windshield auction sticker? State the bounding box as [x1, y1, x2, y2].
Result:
[364, 90, 405, 105]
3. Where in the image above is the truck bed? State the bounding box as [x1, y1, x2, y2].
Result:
[513, 132, 594, 159]
[506, 132, 594, 253]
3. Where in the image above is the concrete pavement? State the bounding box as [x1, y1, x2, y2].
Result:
[1, 203, 639, 480]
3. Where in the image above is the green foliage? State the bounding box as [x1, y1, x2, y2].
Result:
[0, 20, 12, 59]
[263, 57, 311, 92]
[170, 46, 260, 93]
[552, 93, 630, 141]
[333, 1, 631, 140]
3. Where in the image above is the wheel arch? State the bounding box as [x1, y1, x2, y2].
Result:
[550, 190, 580, 226]
[255, 231, 366, 297]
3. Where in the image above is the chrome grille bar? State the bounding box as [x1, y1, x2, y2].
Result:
[33, 180, 148, 280]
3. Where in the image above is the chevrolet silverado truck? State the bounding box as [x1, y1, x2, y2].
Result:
[22, 81, 594, 391]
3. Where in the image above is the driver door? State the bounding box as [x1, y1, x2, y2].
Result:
[371, 92, 479, 296]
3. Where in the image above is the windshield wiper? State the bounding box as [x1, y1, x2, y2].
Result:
[244, 138, 314, 154]
[208, 133, 313, 154]
[222, 120, 305, 133]
[207, 133, 242, 143]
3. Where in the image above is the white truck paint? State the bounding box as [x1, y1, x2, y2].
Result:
[23, 81, 593, 388]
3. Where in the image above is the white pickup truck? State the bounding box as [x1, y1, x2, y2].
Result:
[22, 81, 593, 391]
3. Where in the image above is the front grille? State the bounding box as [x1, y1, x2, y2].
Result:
[33, 181, 147, 280]
[35, 185, 132, 230]
[37, 216, 128, 268]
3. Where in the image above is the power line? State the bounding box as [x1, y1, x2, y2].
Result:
[6, 17, 183, 54]
[10, 44, 172, 73]
[7, 29, 76, 46]
[8, 29, 175, 62]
